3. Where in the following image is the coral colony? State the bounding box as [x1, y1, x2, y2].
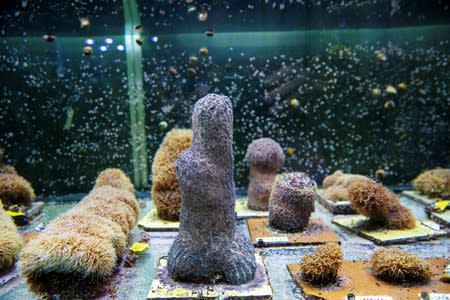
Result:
[168, 94, 256, 284]
[269, 172, 317, 232]
[245, 138, 285, 211]
[370, 248, 432, 282]
[0, 200, 24, 272]
[0, 148, 35, 211]
[299, 243, 343, 284]
[151, 129, 193, 221]
[348, 179, 416, 229]
[322, 170, 371, 202]
[20, 168, 139, 298]
[413, 168, 450, 198]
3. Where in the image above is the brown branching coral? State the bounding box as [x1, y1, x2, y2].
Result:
[322, 171, 370, 202]
[413, 168, 450, 198]
[0, 200, 24, 271]
[370, 248, 432, 282]
[269, 172, 317, 232]
[299, 243, 343, 284]
[348, 179, 416, 229]
[0, 173, 35, 210]
[93, 168, 135, 193]
[19, 168, 139, 299]
[151, 129, 192, 221]
[245, 138, 285, 210]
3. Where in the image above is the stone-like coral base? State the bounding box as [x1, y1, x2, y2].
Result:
[147, 254, 272, 299]
[288, 258, 449, 300]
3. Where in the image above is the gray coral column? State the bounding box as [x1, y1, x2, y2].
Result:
[168, 94, 256, 285]
[123, 0, 148, 188]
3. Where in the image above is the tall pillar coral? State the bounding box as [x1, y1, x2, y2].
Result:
[269, 172, 317, 232]
[151, 129, 193, 220]
[0, 200, 24, 271]
[168, 94, 256, 284]
[19, 168, 140, 299]
[348, 179, 416, 229]
[245, 138, 285, 210]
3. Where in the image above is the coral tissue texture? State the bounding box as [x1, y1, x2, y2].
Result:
[348, 179, 416, 229]
[322, 170, 370, 202]
[0, 173, 35, 210]
[93, 167, 135, 193]
[0, 200, 24, 271]
[269, 172, 317, 232]
[0, 147, 34, 210]
[370, 248, 432, 282]
[168, 94, 256, 285]
[245, 138, 285, 210]
[413, 168, 450, 198]
[299, 243, 343, 284]
[152, 129, 193, 220]
[19, 168, 139, 298]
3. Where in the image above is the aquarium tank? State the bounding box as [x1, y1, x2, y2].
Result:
[0, 0, 449, 194]
[1, 1, 450, 299]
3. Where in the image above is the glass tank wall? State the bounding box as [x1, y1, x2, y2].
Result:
[0, 0, 449, 195]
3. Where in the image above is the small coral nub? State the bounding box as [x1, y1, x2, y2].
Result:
[299, 243, 343, 284]
[413, 168, 450, 198]
[370, 248, 432, 282]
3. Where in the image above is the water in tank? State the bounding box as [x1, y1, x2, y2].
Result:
[0, 1, 449, 299]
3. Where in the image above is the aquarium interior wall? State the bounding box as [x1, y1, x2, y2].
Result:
[0, 0, 449, 195]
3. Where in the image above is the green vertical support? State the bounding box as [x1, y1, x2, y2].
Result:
[123, 0, 148, 189]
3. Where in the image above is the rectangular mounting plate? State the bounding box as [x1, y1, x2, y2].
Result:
[287, 258, 450, 300]
[147, 254, 272, 299]
[332, 215, 447, 245]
